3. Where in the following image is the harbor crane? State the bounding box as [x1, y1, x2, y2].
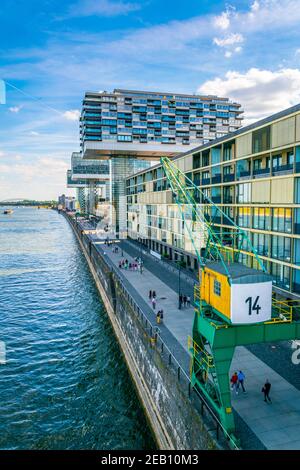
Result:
[161, 156, 300, 444]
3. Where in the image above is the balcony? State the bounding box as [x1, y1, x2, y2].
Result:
[201, 177, 211, 185]
[272, 164, 293, 175]
[223, 174, 235, 182]
[253, 167, 271, 178]
[211, 174, 221, 184]
[237, 170, 251, 179]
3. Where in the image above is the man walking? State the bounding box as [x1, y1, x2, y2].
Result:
[237, 370, 246, 393]
[262, 380, 272, 403]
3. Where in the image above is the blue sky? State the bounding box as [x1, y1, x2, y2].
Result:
[1, 0, 300, 200]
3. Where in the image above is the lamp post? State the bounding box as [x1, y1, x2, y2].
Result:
[174, 250, 182, 309]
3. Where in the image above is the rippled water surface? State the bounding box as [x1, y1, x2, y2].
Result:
[0, 208, 155, 450]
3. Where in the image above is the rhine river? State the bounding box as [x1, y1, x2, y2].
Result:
[0, 207, 155, 450]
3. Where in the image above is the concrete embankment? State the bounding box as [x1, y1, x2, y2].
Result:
[64, 213, 224, 450]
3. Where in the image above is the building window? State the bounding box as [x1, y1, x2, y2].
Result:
[237, 207, 251, 228]
[272, 208, 292, 233]
[253, 232, 269, 257]
[214, 279, 221, 296]
[295, 178, 300, 203]
[202, 150, 210, 167]
[211, 146, 221, 165]
[237, 183, 251, 203]
[272, 263, 290, 290]
[223, 142, 233, 161]
[271, 235, 291, 262]
[253, 158, 262, 170]
[193, 152, 200, 169]
[253, 208, 270, 231]
[252, 126, 270, 153]
[236, 159, 251, 178]
[272, 154, 282, 170]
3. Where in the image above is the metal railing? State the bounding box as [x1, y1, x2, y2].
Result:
[74, 222, 240, 449]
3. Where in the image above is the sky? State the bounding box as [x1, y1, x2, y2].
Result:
[1, 0, 300, 200]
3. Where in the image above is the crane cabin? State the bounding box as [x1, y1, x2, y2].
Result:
[200, 262, 273, 325]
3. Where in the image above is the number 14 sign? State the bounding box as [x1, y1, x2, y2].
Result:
[230, 281, 272, 324]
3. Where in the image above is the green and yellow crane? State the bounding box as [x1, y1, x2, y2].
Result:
[161, 156, 300, 444]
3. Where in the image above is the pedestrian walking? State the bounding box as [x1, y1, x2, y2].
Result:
[230, 372, 239, 394]
[160, 309, 164, 321]
[179, 293, 183, 309]
[183, 295, 187, 308]
[149, 290, 152, 300]
[237, 370, 246, 393]
[152, 291, 156, 299]
[152, 298, 156, 310]
[262, 380, 272, 403]
[187, 295, 191, 307]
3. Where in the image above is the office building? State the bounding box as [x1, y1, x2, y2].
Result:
[79, 89, 243, 231]
[126, 103, 300, 299]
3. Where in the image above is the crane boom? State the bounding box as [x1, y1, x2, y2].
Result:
[160, 156, 266, 283]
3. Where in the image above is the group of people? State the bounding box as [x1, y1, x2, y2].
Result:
[230, 370, 272, 402]
[179, 293, 191, 309]
[119, 259, 141, 271]
[149, 290, 157, 310]
[148, 291, 164, 322]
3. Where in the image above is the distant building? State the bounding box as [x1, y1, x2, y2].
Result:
[58, 193, 76, 212]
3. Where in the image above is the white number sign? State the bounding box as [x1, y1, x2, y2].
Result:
[230, 281, 272, 324]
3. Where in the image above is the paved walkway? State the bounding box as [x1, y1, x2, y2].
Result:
[97, 240, 300, 450]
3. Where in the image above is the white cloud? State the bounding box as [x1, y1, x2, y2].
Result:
[225, 51, 232, 58]
[213, 11, 231, 30]
[232, 0, 300, 32]
[63, 109, 80, 121]
[9, 105, 23, 113]
[213, 33, 244, 48]
[68, 0, 140, 18]
[198, 68, 300, 123]
[29, 131, 40, 136]
[251, 0, 260, 13]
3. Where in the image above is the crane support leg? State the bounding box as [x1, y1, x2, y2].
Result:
[190, 308, 300, 440]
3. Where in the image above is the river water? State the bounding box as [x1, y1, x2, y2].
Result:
[0, 207, 155, 450]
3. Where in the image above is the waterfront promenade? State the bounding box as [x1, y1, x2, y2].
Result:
[80, 221, 300, 450]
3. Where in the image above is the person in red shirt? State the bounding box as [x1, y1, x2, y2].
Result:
[230, 372, 239, 394]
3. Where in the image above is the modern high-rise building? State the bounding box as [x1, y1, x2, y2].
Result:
[126, 103, 300, 300]
[67, 152, 110, 215]
[79, 89, 243, 231]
